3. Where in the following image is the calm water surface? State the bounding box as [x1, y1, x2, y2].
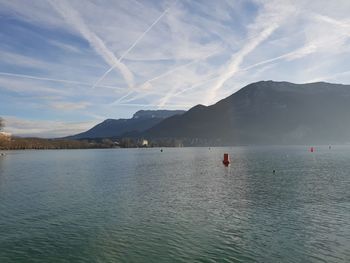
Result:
[0, 147, 349, 262]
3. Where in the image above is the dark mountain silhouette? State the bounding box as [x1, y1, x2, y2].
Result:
[143, 81, 350, 145]
[67, 110, 185, 140]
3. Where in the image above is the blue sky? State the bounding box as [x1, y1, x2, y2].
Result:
[1, 0, 350, 137]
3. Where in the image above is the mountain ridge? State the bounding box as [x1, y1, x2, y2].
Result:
[142, 80, 350, 145]
[68, 80, 350, 145]
[67, 110, 185, 140]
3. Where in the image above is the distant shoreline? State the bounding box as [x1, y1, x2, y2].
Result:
[1, 140, 345, 151]
[0, 137, 117, 151]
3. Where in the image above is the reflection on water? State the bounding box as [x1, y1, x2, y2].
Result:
[0, 147, 349, 262]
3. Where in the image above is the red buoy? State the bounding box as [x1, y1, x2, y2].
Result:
[223, 153, 230, 166]
[310, 147, 314, 153]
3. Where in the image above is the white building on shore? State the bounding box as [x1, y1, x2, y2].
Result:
[141, 139, 148, 147]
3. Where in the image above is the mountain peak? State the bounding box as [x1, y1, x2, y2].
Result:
[187, 104, 207, 113]
[144, 81, 350, 145]
[67, 109, 185, 139]
[132, 110, 185, 119]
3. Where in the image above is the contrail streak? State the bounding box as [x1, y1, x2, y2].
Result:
[92, 0, 178, 89]
[0, 71, 123, 91]
[140, 49, 218, 88]
[111, 89, 171, 106]
[156, 73, 220, 108]
[172, 74, 220, 97]
[111, 90, 134, 105]
[155, 30, 349, 106]
[48, 0, 134, 88]
[205, 23, 279, 104]
[204, 0, 295, 104]
[117, 103, 191, 108]
[119, 49, 220, 104]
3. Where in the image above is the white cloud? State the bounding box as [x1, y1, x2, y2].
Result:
[0, 76, 68, 96]
[1, 0, 350, 136]
[3, 116, 99, 138]
[50, 101, 91, 111]
[48, 39, 82, 53]
[0, 72, 124, 91]
[205, 0, 296, 104]
[0, 50, 52, 69]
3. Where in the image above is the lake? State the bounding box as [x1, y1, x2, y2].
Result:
[0, 147, 349, 262]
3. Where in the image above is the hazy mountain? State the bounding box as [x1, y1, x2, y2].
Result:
[144, 81, 350, 145]
[68, 110, 185, 140]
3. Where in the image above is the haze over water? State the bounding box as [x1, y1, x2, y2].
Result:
[0, 147, 349, 262]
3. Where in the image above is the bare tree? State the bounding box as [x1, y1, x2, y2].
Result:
[0, 117, 3, 131]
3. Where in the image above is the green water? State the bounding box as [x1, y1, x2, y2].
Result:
[0, 147, 349, 262]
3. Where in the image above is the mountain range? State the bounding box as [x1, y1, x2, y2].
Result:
[67, 110, 185, 140]
[69, 81, 350, 145]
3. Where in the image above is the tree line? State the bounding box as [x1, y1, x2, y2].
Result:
[0, 117, 187, 150]
[0, 117, 115, 150]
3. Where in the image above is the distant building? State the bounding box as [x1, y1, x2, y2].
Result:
[141, 139, 148, 147]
